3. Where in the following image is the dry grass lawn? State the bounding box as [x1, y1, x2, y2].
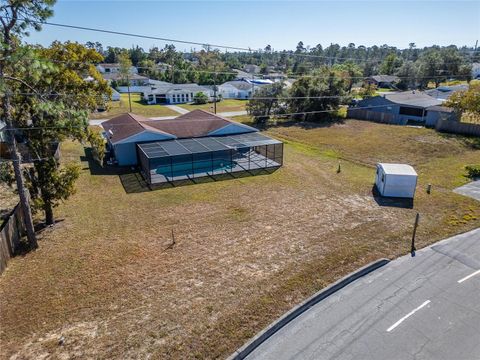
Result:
[178, 99, 247, 113]
[0, 120, 479, 359]
[90, 93, 178, 119]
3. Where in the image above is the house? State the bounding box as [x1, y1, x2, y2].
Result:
[375, 163, 418, 198]
[102, 110, 283, 184]
[263, 72, 287, 82]
[218, 80, 266, 99]
[472, 63, 480, 79]
[425, 85, 468, 101]
[143, 83, 211, 104]
[351, 91, 457, 126]
[110, 87, 121, 101]
[156, 62, 172, 72]
[101, 72, 150, 87]
[365, 75, 400, 89]
[243, 64, 261, 74]
[96, 63, 138, 75]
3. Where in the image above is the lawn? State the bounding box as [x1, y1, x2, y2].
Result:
[0, 120, 479, 359]
[90, 93, 178, 119]
[178, 99, 247, 113]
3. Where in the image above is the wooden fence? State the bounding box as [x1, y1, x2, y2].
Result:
[347, 108, 396, 124]
[436, 119, 480, 137]
[0, 203, 25, 275]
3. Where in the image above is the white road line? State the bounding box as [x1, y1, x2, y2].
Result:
[458, 269, 480, 284]
[386, 300, 431, 332]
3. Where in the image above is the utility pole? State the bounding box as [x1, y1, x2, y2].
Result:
[126, 73, 132, 112]
[213, 65, 217, 114]
[1, 19, 37, 248]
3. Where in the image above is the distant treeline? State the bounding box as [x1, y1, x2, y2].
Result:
[86, 41, 477, 87]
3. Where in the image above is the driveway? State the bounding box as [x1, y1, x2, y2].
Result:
[165, 105, 190, 115]
[454, 180, 480, 201]
[244, 228, 480, 360]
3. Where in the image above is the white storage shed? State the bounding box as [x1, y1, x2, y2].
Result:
[375, 163, 418, 198]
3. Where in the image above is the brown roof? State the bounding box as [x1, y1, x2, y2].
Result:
[143, 109, 255, 138]
[102, 113, 172, 144]
[103, 110, 257, 143]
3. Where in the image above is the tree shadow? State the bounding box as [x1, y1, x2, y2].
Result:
[81, 148, 133, 176]
[371, 185, 414, 209]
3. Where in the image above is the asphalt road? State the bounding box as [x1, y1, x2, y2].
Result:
[454, 180, 480, 201]
[246, 228, 480, 360]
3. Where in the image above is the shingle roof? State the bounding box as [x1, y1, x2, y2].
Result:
[221, 80, 254, 91]
[144, 109, 256, 138]
[102, 113, 172, 144]
[369, 75, 400, 83]
[384, 91, 442, 108]
[102, 73, 149, 81]
[149, 83, 209, 95]
[425, 85, 468, 100]
[102, 110, 258, 143]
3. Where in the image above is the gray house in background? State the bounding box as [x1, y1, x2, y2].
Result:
[365, 75, 400, 89]
[350, 91, 457, 127]
[424, 84, 468, 101]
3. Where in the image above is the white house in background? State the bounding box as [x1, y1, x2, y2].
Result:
[243, 64, 261, 74]
[218, 80, 267, 99]
[472, 63, 480, 79]
[143, 83, 211, 104]
[375, 163, 418, 198]
[110, 87, 121, 101]
[156, 62, 172, 72]
[96, 63, 138, 74]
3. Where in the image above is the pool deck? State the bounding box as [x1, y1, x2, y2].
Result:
[148, 152, 281, 184]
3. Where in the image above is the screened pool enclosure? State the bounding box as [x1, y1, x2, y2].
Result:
[137, 132, 283, 185]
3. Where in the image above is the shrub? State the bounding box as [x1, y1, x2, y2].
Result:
[465, 165, 480, 179]
[193, 92, 208, 105]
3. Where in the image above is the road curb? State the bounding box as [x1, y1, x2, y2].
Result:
[227, 258, 390, 360]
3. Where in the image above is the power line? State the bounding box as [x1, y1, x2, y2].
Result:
[1, 16, 474, 65]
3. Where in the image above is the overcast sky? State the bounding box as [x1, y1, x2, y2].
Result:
[25, 0, 480, 51]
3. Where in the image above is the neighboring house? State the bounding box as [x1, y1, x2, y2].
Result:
[156, 62, 172, 72]
[101, 110, 283, 185]
[101, 72, 150, 87]
[472, 63, 480, 79]
[218, 80, 266, 99]
[143, 83, 211, 104]
[263, 72, 287, 82]
[365, 75, 400, 89]
[96, 63, 138, 75]
[243, 64, 261, 74]
[425, 84, 468, 101]
[351, 91, 457, 127]
[110, 87, 121, 101]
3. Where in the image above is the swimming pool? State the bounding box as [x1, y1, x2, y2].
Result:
[155, 159, 237, 177]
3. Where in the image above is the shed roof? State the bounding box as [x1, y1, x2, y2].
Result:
[138, 132, 281, 159]
[378, 163, 417, 176]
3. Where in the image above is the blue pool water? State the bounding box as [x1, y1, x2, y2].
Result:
[155, 159, 237, 177]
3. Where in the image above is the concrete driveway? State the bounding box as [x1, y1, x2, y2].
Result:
[244, 228, 480, 360]
[454, 180, 480, 201]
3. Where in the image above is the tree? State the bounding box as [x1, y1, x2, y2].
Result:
[246, 82, 285, 126]
[193, 92, 208, 104]
[5, 41, 110, 225]
[333, 61, 363, 93]
[379, 53, 402, 75]
[287, 67, 350, 121]
[0, 0, 57, 247]
[118, 51, 133, 111]
[445, 82, 480, 120]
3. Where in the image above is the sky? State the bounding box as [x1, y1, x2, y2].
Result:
[25, 0, 480, 52]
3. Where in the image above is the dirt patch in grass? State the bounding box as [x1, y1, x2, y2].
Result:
[0, 120, 479, 359]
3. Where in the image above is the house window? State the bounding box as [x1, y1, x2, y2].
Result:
[399, 106, 424, 117]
